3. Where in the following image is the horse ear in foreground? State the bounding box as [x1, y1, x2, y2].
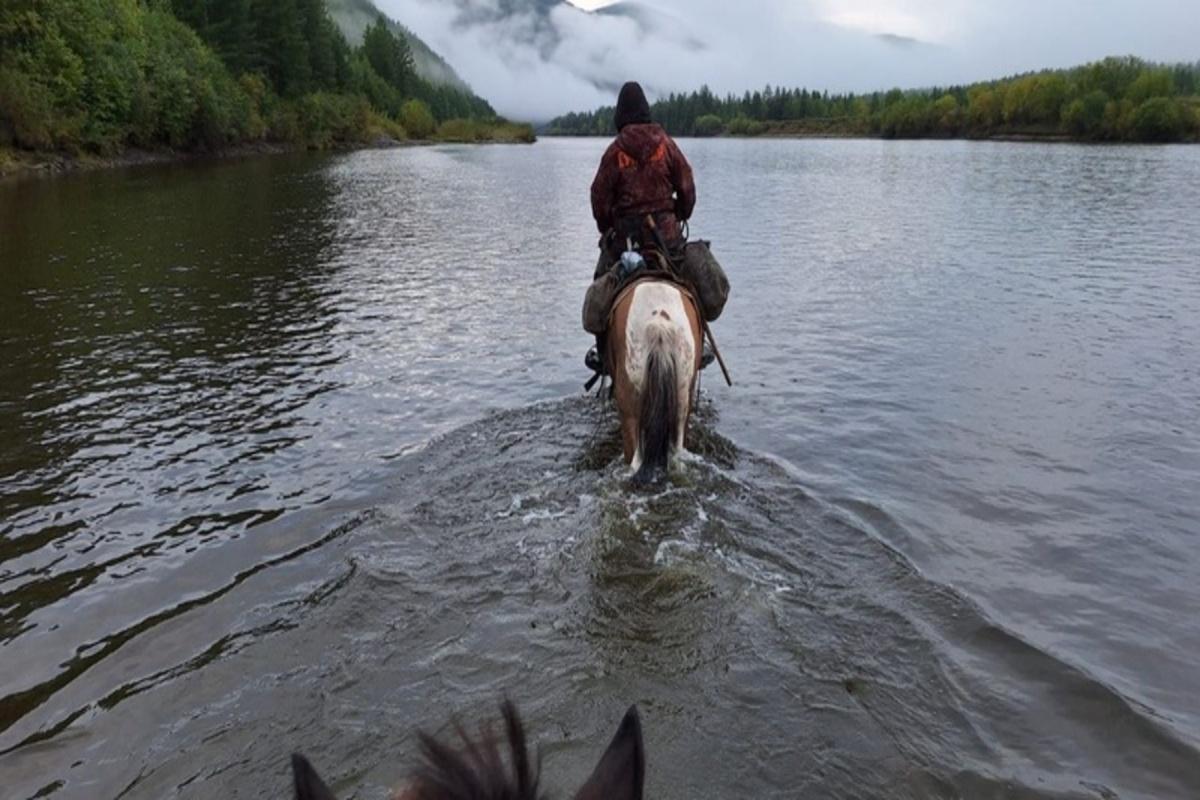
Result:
[291, 702, 644, 800]
[608, 280, 703, 484]
[574, 705, 644, 800]
[292, 752, 337, 800]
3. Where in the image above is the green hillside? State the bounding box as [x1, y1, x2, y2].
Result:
[325, 0, 468, 91]
[0, 0, 531, 170]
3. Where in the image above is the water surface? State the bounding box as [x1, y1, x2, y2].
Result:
[1, 139, 1199, 799]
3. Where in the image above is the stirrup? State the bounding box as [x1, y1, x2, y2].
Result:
[700, 342, 715, 370]
[585, 346, 607, 375]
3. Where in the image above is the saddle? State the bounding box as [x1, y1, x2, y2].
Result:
[585, 266, 714, 391]
[609, 239, 699, 310]
[607, 272, 702, 330]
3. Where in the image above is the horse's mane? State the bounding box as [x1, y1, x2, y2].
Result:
[407, 701, 547, 800]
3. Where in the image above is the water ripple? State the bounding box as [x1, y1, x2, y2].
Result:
[1, 141, 1199, 797]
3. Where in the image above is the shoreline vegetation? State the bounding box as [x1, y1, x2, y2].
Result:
[543, 57, 1200, 144]
[0, 0, 534, 179]
[0, 130, 536, 180]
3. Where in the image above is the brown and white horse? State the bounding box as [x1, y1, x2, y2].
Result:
[607, 278, 703, 483]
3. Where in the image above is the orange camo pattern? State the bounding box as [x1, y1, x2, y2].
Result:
[591, 123, 696, 247]
[616, 142, 667, 170]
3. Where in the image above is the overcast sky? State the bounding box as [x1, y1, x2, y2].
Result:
[376, 0, 1200, 122]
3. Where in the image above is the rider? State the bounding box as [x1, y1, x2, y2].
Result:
[584, 81, 696, 374]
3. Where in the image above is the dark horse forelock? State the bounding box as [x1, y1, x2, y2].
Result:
[408, 701, 546, 800]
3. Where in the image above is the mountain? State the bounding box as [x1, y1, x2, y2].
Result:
[325, 0, 471, 91]
[360, 0, 958, 122]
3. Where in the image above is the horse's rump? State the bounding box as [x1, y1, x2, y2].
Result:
[608, 279, 702, 474]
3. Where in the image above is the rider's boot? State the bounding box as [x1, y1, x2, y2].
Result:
[585, 332, 608, 375]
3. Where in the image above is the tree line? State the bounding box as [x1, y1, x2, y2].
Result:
[544, 57, 1200, 143]
[0, 0, 532, 159]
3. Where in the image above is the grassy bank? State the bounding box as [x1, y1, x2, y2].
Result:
[433, 118, 537, 144]
[0, 118, 537, 179]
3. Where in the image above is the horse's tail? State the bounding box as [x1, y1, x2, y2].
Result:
[632, 321, 681, 485]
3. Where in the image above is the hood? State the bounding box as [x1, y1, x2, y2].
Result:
[615, 122, 668, 161]
[614, 81, 652, 130]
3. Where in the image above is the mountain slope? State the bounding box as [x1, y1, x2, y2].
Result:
[325, 0, 470, 91]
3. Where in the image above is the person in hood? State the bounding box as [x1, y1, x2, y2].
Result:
[584, 81, 697, 374]
[591, 81, 696, 254]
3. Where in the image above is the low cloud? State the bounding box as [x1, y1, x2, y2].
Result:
[376, 0, 1200, 122]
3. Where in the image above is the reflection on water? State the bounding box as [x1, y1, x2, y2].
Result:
[1, 157, 348, 744]
[2, 140, 1200, 798]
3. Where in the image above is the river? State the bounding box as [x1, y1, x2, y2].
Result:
[1, 138, 1199, 799]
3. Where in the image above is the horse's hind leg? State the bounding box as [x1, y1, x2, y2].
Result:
[676, 374, 694, 452]
[620, 413, 639, 466]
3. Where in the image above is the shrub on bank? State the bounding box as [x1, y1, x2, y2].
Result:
[297, 93, 372, 148]
[1062, 90, 1109, 138]
[368, 112, 407, 143]
[0, 66, 60, 150]
[727, 115, 766, 136]
[400, 99, 436, 139]
[435, 118, 485, 142]
[693, 114, 723, 136]
[1132, 97, 1186, 142]
[432, 118, 536, 143]
[488, 120, 536, 143]
[1103, 99, 1136, 140]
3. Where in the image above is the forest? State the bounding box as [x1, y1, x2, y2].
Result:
[0, 0, 533, 166]
[544, 57, 1200, 143]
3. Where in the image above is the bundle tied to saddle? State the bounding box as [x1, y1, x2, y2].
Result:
[582, 232, 730, 336]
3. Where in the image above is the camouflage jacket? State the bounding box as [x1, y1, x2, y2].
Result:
[590, 123, 696, 249]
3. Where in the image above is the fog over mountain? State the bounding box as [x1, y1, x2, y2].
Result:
[374, 0, 1200, 122]
[326, 0, 472, 89]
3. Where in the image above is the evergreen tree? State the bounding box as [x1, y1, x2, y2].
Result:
[362, 15, 413, 96]
[249, 0, 312, 96]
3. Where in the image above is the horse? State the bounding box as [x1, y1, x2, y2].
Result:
[292, 701, 644, 800]
[607, 277, 704, 483]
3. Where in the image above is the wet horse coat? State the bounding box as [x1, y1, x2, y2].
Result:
[607, 278, 703, 480]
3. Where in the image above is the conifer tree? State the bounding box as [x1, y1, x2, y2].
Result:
[362, 15, 413, 96]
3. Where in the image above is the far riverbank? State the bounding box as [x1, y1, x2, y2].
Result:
[543, 116, 1196, 145]
[0, 129, 535, 181]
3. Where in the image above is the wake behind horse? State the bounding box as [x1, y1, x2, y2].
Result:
[607, 277, 703, 483]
